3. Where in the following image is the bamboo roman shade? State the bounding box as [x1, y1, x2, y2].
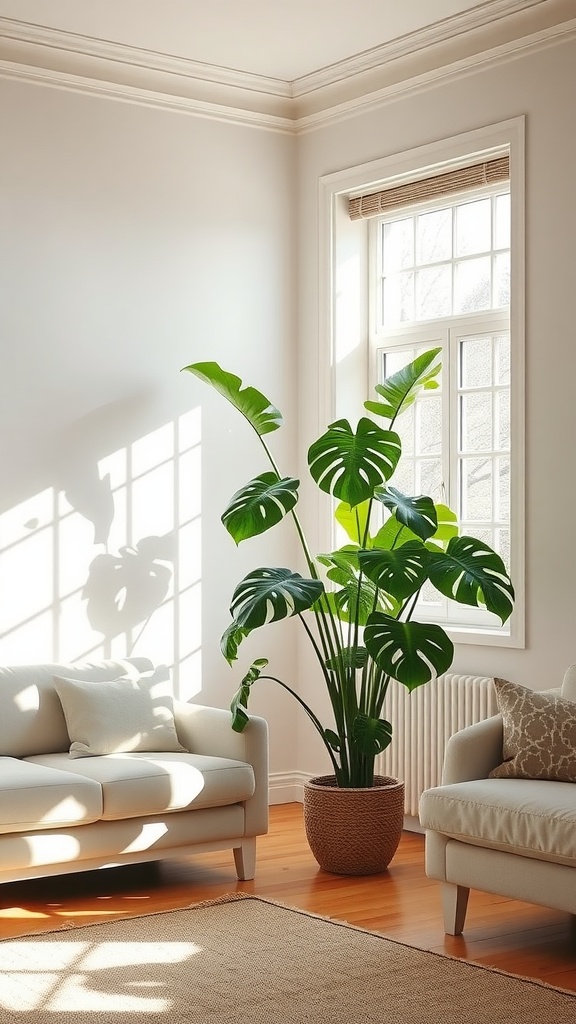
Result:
[348, 155, 509, 221]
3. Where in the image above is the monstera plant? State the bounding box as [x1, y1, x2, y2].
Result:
[183, 350, 514, 790]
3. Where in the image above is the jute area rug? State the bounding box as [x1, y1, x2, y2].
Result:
[1, 893, 574, 1023]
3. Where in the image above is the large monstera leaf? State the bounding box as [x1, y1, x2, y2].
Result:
[364, 347, 441, 423]
[308, 418, 401, 508]
[229, 567, 324, 631]
[428, 536, 515, 623]
[358, 542, 430, 601]
[375, 487, 438, 541]
[364, 613, 454, 689]
[352, 713, 393, 756]
[318, 548, 398, 622]
[182, 362, 282, 436]
[373, 503, 458, 551]
[222, 473, 299, 543]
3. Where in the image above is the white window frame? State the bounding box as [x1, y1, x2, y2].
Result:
[318, 118, 525, 648]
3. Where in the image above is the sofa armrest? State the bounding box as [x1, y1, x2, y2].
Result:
[174, 701, 269, 837]
[441, 714, 504, 785]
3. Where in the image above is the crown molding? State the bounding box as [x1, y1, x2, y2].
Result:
[0, 59, 296, 133]
[292, 0, 544, 97]
[295, 18, 576, 132]
[0, 17, 291, 99]
[0, 1, 574, 132]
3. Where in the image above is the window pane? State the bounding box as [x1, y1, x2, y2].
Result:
[455, 198, 491, 256]
[382, 218, 414, 272]
[454, 257, 491, 313]
[391, 459, 414, 496]
[383, 271, 414, 324]
[419, 580, 443, 606]
[469, 527, 493, 546]
[416, 208, 452, 265]
[497, 390, 510, 450]
[461, 393, 493, 452]
[382, 348, 414, 378]
[494, 251, 510, 307]
[496, 335, 510, 385]
[417, 459, 442, 497]
[496, 527, 510, 567]
[497, 456, 510, 519]
[396, 404, 415, 456]
[495, 193, 510, 249]
[417, 397, 442, 455]
[460, 336, 492, 388]
[461, 457, 492, 521]
[415, 265, 451, 319]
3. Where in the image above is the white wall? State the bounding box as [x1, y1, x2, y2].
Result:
[296, 35, 576, 777]
[0, 79, 300, 776]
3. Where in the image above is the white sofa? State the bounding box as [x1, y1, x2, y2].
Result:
[0, 657, 269, 885]
[419, 667, 576, 934]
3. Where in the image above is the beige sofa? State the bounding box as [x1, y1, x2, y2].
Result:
[0, 657, 268, 885]
[419, 667, 576, 934]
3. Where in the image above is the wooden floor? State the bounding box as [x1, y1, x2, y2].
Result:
[1, 803, 575, 991]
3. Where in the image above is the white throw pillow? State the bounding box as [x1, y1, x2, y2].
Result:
[53, 666, 187, 758]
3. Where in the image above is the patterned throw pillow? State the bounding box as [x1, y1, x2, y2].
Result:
[489, 677, 576, 782]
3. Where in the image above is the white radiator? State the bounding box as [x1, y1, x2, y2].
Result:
[376, 673, 497, 818]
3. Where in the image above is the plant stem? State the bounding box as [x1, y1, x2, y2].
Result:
[255, 432, 344, 715]
[258, 673, 341, 778]
[256, 434, 317, 577]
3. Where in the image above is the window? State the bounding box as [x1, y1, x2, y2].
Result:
[375, 190, 510, 327]
[319, 119, 525, 647]
[369, 186, 511, 633]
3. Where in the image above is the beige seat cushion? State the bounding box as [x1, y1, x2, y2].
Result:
[26, 751, 255, 821]
[419, 777, 576, 867]
[0, 756, 102, 834]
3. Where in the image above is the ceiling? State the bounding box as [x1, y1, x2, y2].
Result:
[0, 0, 548, 82]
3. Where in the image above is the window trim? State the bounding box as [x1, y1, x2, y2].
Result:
[318, 117, 525, 648]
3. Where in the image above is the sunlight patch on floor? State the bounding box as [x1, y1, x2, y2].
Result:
[1, 939, 203, 1012]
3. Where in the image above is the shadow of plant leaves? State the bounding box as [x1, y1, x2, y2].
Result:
[82, 534, 175, 638]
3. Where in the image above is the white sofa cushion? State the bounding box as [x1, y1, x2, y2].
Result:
[0, 658, 153, 758]
[26, 751, 256, 821]
[0, 807, 247, 873]
[53, 666, 186, 758]
[419, 777, 576, 867]
[0, 757, 102, 833]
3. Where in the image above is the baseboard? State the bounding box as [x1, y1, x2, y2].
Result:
[268, 771, 309, 805]
[268, 771, 423, 832]
[403, 815, 424, 835]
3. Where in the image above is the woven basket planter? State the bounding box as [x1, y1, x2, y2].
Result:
[303, 774, 405, 876]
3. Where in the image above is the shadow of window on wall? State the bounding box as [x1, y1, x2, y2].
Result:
[0, 409, 201, 701]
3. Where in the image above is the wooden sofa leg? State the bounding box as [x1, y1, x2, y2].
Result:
[234, 838, 256, 880]
[441, 882, 470, 936]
